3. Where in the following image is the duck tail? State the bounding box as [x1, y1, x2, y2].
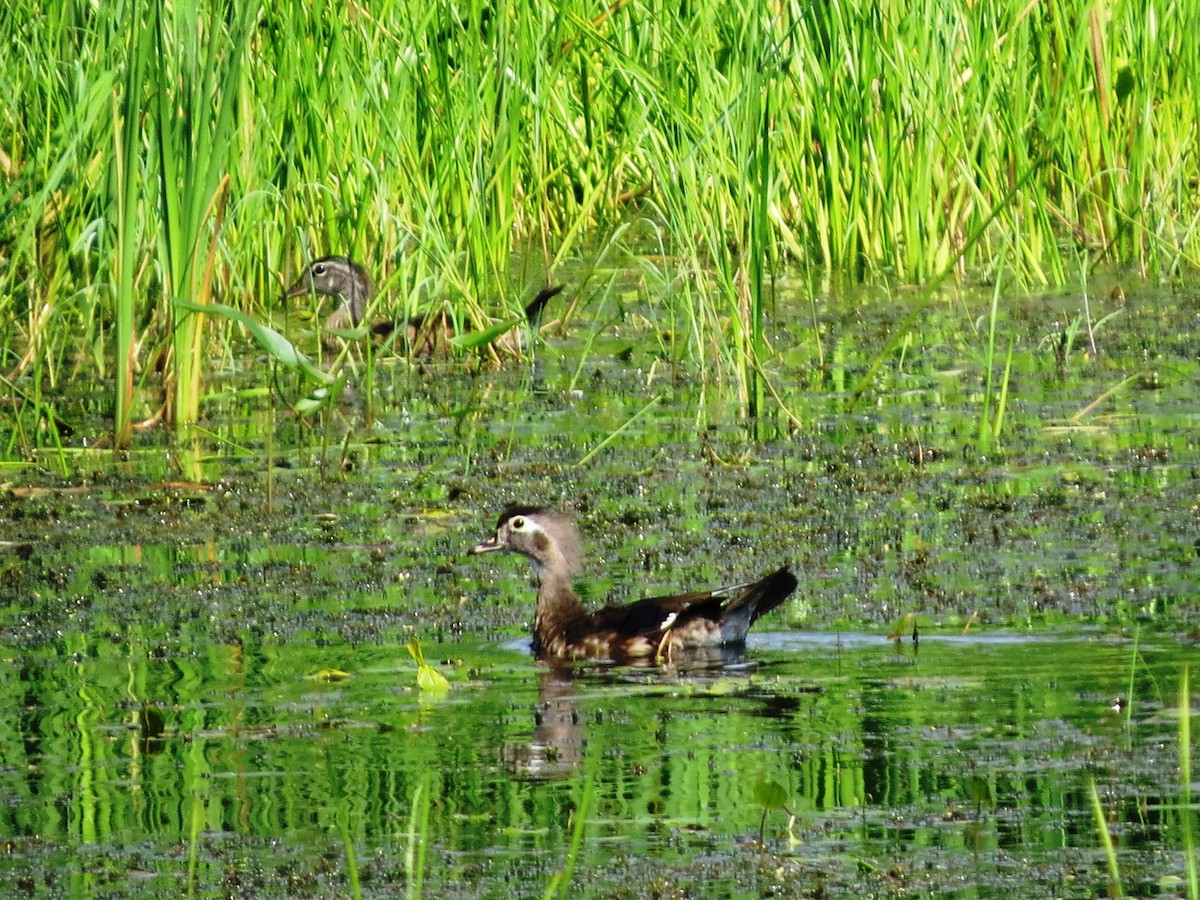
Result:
[523, 285, 565, 326]
[719, 567, 797, 643]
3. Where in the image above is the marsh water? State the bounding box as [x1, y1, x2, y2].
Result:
[1, 273, 1197, 898]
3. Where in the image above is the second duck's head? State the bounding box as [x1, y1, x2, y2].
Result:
[283, 256, 374, 328]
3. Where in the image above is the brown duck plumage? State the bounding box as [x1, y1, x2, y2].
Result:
[469, 506, 797, 663]
[281, 256, 561, 356]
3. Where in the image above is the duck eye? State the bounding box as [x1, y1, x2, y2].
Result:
[511, 517, 525, 530]
[312, 263, 326, 276]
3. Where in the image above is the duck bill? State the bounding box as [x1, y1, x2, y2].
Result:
[468, 535, 503, 555]
[282, 275, 315, 302]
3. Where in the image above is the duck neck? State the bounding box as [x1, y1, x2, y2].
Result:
[343, 280, 369, 326]
[533, 565, 586, 652]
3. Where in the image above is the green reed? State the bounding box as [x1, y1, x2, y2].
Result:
[1181, 666, 1197, 900]
[978, 273, 1013, 451]
[543, 773, 595, 900]
[112, 14, 148, 448]
[1089, 775, 1124, 897]
[151, 0, 254, 431]
[405, 774, 433, 900]
[2, 0, 1199, 448]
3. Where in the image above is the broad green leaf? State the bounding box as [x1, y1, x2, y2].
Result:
[417, 664, 450, 695]
[449, 316, 522, 350]
[324, 325, 371, 341]
[174, 298, 334, 384]
[407, 637, 450, 695]
[753, 778, 789, 810]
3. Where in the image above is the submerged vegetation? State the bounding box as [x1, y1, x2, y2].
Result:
[2, 0, 1198, 441]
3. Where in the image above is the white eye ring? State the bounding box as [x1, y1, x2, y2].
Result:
[511, 517, 525, 529]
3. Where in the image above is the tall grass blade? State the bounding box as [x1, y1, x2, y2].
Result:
[1124, 625, 1140, 732]
[405, 774, 432, 900]
[575, 394, 664, 467]
[338, 802, 362, 900]
[746, 81, 771, 422]
[1089, 776, 1124, 898]
[992, 338, 1014, 444]
[111, 8, 151, 449]
[979, 274, 1003, 450]
[1180, 666, 1197, 900]
[186, 788, 204, 899]
[543, 773, 594, 900]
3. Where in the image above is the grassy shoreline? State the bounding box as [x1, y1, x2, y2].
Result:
[2, 0, 1197, 437]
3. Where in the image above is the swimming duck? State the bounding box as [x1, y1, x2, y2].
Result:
[469, 506, 797, 663]
[281, 256, 561, 356]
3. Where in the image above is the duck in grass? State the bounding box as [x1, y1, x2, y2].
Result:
[469, 506, 797, 664]
[282, 256, 562, 357]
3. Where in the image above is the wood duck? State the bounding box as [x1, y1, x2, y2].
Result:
[281, 256, 561, 356]
[469, 506, 797, 663]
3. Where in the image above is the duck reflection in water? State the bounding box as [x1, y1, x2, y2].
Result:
[503, 666, 584, 782]
[502, 646, 764, 782]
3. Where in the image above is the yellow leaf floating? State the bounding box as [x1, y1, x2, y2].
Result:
[407, 637, 450, 695]
[306, 668, 352, 683]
